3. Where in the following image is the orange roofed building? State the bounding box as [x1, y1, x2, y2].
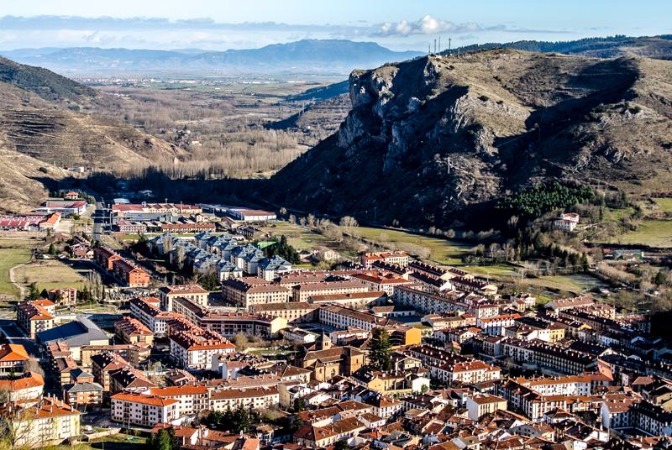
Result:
[11, 397, 81, 448]
[0, 343, 30, 374]
[111, 392, 180, 427]
[169, 325, 236, 370]
[16, 299, 56, 338]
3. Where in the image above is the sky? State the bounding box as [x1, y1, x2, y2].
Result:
[0, 0, 670, 51]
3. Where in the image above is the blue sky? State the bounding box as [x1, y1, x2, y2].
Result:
[0, 0, 670, 51]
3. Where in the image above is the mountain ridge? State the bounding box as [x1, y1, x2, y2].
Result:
[265, 49, 672, 228]
[0, 40, 423, 76]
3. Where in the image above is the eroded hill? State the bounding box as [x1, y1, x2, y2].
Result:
[0, 58, 179, 211]
[267, 50, 672, 227]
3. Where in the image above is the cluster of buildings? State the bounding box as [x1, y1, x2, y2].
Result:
[147, 231, 292, 282]
[10, 222, 672, 450]
[93, 246, 151, 287]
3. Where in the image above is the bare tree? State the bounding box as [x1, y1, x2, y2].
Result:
[339, 216, 358, 229]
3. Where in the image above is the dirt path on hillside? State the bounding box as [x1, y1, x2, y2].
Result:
[8, 263, 26, 300]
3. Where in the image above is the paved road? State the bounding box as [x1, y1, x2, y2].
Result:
[92, 199, 110, 242]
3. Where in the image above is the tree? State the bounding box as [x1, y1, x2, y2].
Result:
[199, 271, 219, 291]
[232, 405, 251, 433]
[339, 216, 358, 228]
[293, 397, 307, 413]
[654, 271, 667, 286]
[334, 440, 351, 450]
[369, 328, 392, 371]
[150, 427, 178, 450]
[26, 283, 40, 301]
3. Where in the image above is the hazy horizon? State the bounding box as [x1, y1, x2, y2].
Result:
[0, 0, 670, 52]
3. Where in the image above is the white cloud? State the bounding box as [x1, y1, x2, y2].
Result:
[377, 15, 481, 37]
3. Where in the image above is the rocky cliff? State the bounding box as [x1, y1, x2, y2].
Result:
[267, 49, 672, 227]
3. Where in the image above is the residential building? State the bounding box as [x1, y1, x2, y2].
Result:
[159, 284, 210, 311]
[361, 251, 410, 268]
[221, 278, 291, 310]
[257, 255, 292, 281]
[209, 386, 280, 412]
[309, 291, 387, 309]
[115, 316, 154, 345]
[11, 397, 81, 448]
[0, 371, 44, 402]
[350, 272, 415, 296]
[293, 281, 369, 302]
[149, 385, 209, 416]
[0, 343, 30, 374]
[466, 395, 508, 420]
[130, 297, 177, 337]
[62, 382, 104, 407]
[16, 299, 56, 338]
[318, 305, 401, 331]
[250, 302, 318, 323]
[111, 392, 180, 427]
[169, 326, 236, 370]
[172, 297, 287, 339]
[112, 258, 151, 288]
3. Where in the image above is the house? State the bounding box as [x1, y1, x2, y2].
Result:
[48, 287, 78, 306]
[0, 343, 30, 374]
[553, 213, 580, 232]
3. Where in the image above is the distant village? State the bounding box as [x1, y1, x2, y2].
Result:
[1, 191, 671, 450]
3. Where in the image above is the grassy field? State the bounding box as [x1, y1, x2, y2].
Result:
[654, 198, 672, 213]
[615, 220, 672, 247]
[603, 206, 635, 222]
[351, 227, 474, 265]
[14, 259, 87, 293]
[0, 238, 41, 299]
[260, 221, 338, 252]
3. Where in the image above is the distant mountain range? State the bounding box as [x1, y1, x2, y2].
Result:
[0, 40, 423, 77]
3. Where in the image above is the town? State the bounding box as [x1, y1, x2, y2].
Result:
[0, 191, 669, 450]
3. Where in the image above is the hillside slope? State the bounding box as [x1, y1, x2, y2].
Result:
[267, 50, 672, 227]
[0, 58, 177, 171]
[0, 57, 180, 211]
